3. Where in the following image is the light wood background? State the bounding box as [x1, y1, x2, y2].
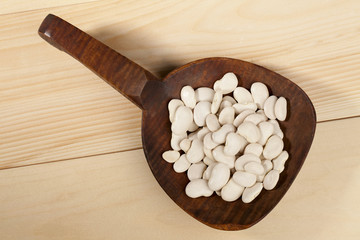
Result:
[1, 0, 359, 239]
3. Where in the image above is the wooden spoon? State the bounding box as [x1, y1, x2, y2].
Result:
[38, 14, 316, 230]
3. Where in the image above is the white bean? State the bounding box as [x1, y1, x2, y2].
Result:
[237, 121, 261, 143]
[193, 101, 211, 127]
[257, 159, 273, 182]
[202, 163, 216, 180]
[263, 170, 280, 190]
[275, 97, 287, 121]
[219, 100, 233, 112]
[233, 87, 253, 104]
[179, 139, 191, 152]
[244, 143, 263, 157]
[171, 132, 187, 151]
[233, 109, 255, 127]
[173, 154, 191, 173]
[262, 159, 273, 173]
[222, 96, 237, 104]
[203, 147, 215, 161]
[235, 153, 261, 171]
[242, 182, 263, 203]
[203, 156, 215, 165]
[215, 72, 238, 94]
[233, 171, 256, 187]
[264, 95, 278, 120]
[219, 106, 235, 125]
[186, 138, 205, 163]
[195, 87, 215, 102]
[250, 82, 269, 109]
[162, 150, 180, 163]
[224, 133, 247, 156]
[205, 114, 220, 132]
[180, 85, 196, 109]
[171, 106, 193, 135]
[208, 163, 230, 191]
[244, 161, 265, 175]
[268, 119, 284, 139]
[185, 179, 213, 198]
[258, 121, 275, 145]
[212, 145, 236, 168]
[187, 162, 207, 180]
[233, 102, 257, 114]
[203, 133, 219, 150]
[212, 124, 235, 144]
[272, 150, 289, 173]
[211, 91, 223, 114]
[168, 99, 184, 123]
[188, 120, 199, 132]
[221, 178, 244, 202]
[197, 127, 210, 141]
[263, 135, 284, 160]
[244, 113, 267, 125]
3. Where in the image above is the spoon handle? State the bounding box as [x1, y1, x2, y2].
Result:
[38, 14, 159, 110]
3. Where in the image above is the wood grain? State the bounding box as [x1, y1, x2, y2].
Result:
[0, 0, 99, 15]
[0, 117, 359, 239]
[1, 0, 360, 169]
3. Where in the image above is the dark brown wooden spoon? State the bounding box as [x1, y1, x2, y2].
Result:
[38, 14, 316, 230]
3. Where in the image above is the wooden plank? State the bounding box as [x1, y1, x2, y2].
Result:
[0, 117, 359, 239]
[0, 0, 99, 15]
[1, 0, 360, 168]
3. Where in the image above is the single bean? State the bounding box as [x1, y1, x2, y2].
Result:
[264, 95, 277, 120]
[168, 99, 184, 123]
[233, 171, 256, 187]
[181, 85, 196, 108]
[205, 114, 220, 132]
[221, 178, 244, 202]
[219, 106, 235, 125]
[173, 154, 191, 173]
[185, 179, 213, 198]
[211, 91, 223, 114]
[275, 97, 287, 121]
[162, 150, 180, 163]
[208, 163, 231, 191]
[194, 101, 211, 127]
[263, 135, 284, 160]
[171, 106, 193, 135]
[263, 170, 280, 190]
[186, 138, 205, 163]
[195, 87, 215, 102]
[244, 143, 263, 157]
[242, 182, 263, 203]
[233, 87, 253, 104]
[187, 162, 207, 180]
[237, 121, 261, 143]
[250, 82, 269, 109]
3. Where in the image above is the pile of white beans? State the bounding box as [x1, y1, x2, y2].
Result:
[162, 72, 289, 203]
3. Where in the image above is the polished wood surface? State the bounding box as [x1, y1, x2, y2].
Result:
[0, 0, 359, 238]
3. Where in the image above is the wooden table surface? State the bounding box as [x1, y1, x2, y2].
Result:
[1, 0, 360, 239]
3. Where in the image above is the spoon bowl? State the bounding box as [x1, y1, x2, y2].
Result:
[39, 14, 316, 230]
